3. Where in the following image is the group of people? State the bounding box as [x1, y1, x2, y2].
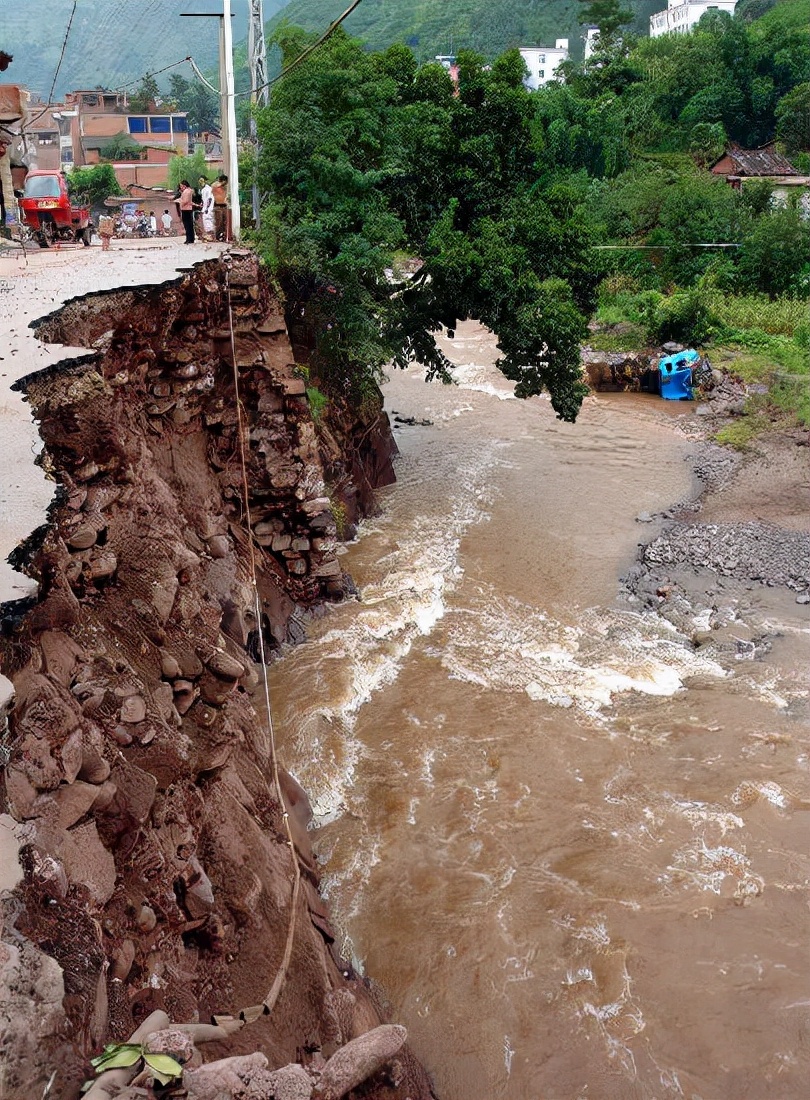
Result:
[96, 209, 159, 251]
[176, 174, 229, 245]
[92, 174, 230, 251]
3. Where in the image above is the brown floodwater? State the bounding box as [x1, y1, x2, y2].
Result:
[270, 323, 810, 1100]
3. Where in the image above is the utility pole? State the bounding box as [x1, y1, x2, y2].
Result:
[181, 2, 240, 240]
[222, 0, 240, 239]
[248, 0, 268, 228]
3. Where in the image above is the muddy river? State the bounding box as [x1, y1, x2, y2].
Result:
[270, 323, 810, 1099]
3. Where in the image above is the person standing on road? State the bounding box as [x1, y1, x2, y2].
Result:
[212, 174, 228, 241]
[178, 179, 196, 244]
[160, 209, 173, 236]
[97, 212, 114, 251]
[199, 175, 214, 241]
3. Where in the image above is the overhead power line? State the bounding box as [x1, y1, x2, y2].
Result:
[27, 0, 77, 126]
[188, 0, 365, 98]
[114, 57, 194, 93]
[249, 0, 364, 97]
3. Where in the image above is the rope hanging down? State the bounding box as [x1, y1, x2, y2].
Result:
[215, 260, 302, 1025]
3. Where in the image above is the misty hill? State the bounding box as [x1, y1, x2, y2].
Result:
[0, 0, 284, 101]
[3, 0, 665, 105]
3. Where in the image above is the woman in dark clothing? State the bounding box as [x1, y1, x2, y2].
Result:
[178, 179, 196, 244]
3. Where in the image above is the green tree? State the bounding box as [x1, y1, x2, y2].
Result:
[255, 29, 597, 420]
[129, 73, 160, 113]
[577, 0, 633, 43]
[98, 132, 144, 161]
[737, 206, 810, 297]
[167, 72, 219, 134]
[167, 73, 191, 109]
[66, 164, 123, 205]
[167, 148, 208, 190]
[775, 82, 810, 152]
[689, 121, 727, 166]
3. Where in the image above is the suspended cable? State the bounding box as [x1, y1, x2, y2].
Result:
[187, 0, 365, 99]
[113, 57, 194, 93]
[248, 0, 364, 97]
[26, 0, 77, 126]
[594, 243, 742, 249]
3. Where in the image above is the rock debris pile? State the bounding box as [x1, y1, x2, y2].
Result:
[0, 253, 433, 1100]
[643, 521, 810, 592]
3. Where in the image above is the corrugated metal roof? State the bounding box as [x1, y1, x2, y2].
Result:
[725, 143, 799, 177]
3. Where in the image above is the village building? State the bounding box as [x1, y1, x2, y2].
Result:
[62, 89, 190, 188]
[650, 0, 738, 37]
[710, 142, 810, 212]
[583, 26, 601, 61]
[21, 100, 65, 171]
[519, 40, 569, 90]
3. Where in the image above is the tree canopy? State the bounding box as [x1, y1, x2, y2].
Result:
[256, 32, 595, 420]
[66, 164, 123, 206]
[252, 4, 810, 421]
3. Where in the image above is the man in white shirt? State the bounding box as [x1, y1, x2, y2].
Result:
[199, 176, 214, 241]
[160, 209, 173, 236]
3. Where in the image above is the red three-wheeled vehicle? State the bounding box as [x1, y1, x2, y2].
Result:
[19, 169, 92, 248]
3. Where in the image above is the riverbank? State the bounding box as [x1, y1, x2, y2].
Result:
[620, 377, 810, 667]
[0, 244, 430, 1100]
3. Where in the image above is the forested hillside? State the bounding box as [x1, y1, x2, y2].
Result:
[252, 0, 810, 425]
[267, 0, 660, 61]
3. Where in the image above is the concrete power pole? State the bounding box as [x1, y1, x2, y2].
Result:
[222, 0, 240, 239]
[248, 0, 268, 228]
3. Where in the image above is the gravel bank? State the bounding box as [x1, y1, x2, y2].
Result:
[643, 520, 810, 592]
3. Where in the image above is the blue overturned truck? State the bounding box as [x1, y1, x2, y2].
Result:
[658, 348, 699, 400]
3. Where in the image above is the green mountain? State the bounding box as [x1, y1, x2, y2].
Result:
[264, 0, 663, 62]
[0, 0, 284, 101]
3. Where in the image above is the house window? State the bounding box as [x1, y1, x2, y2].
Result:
[128, 117, 148, 134]
[172, 116, 188, 133]
[149, 116, 171, 134]
[61, 149, 73, 164]
[539, 70, 545, 78]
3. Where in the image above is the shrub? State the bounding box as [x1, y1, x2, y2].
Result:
[306, 384, 329, 420]
[644, 282, 719, 344]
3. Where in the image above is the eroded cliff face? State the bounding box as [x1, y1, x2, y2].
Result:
[0, 254, 431, 1100]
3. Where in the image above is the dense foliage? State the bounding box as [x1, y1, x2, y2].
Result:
[256, 31, 597, 418]
[253, 1, 809, 422]
[65, 164, 124, 205]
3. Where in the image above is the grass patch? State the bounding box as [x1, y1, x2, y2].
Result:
[714, 410, 770, 449]
[586, 325, 648, 352]
[706, 292, 808, 337]
[590, 277, 810, 425]
[306, 384, 329, 420]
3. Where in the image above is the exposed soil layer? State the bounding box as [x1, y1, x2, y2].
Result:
[0, 254, 435, 1099]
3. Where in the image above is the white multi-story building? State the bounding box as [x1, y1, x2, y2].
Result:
[583, 26, 601, 61]
[519, 40, 569, 89]
[650, 0, 737, 37]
